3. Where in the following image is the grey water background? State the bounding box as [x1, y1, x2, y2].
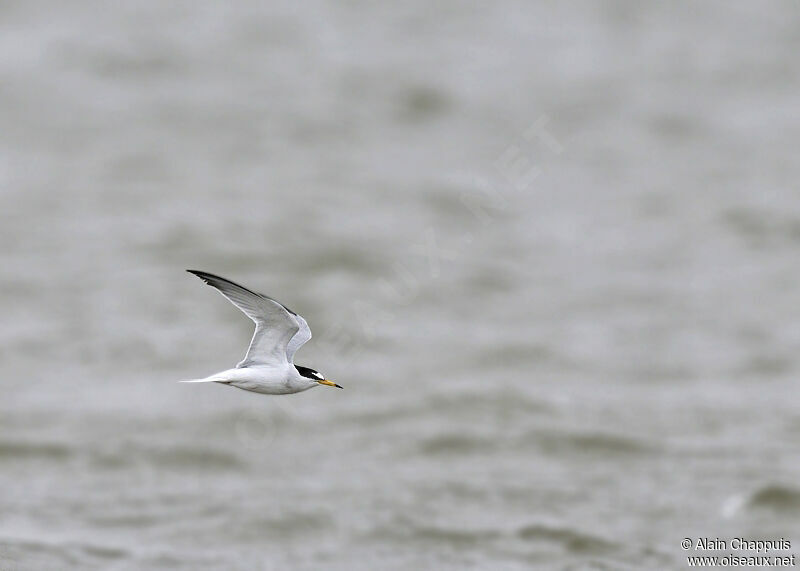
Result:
[2, 2, 800, 569]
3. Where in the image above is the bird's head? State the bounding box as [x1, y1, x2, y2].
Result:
[295, 365, 342, 389]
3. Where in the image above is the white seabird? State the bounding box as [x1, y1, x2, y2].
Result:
[181, 270, 341, 395]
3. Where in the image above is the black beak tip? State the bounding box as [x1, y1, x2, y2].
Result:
[335, 383, 343, 389]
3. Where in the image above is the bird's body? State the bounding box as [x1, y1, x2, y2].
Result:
[182, 270, 341, 395]
[184, 365, 316, 395]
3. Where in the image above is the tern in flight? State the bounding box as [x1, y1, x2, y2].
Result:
[181, 270, 341, 395]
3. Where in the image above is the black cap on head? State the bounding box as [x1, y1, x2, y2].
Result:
[295, 365, 323, 381]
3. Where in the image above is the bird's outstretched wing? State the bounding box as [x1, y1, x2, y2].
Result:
[187, 270, 301, 368]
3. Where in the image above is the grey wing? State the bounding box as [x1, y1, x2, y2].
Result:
[286, 313, 312, 364]
[187, 270, 299, 367]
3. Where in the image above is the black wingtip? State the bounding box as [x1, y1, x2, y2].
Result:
[186, 270, 267, 300]
[185, 270, 296, 315]
[186, 269, 222, 283]
[186, 269, 213, 284]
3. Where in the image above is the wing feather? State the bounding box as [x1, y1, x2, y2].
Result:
[187, 270, 300, 367]
[286, 313, 312, 363]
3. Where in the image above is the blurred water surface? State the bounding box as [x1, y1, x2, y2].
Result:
[2, 1, 800, 569]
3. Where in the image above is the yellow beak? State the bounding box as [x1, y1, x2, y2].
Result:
[317, 379, 343, 389]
